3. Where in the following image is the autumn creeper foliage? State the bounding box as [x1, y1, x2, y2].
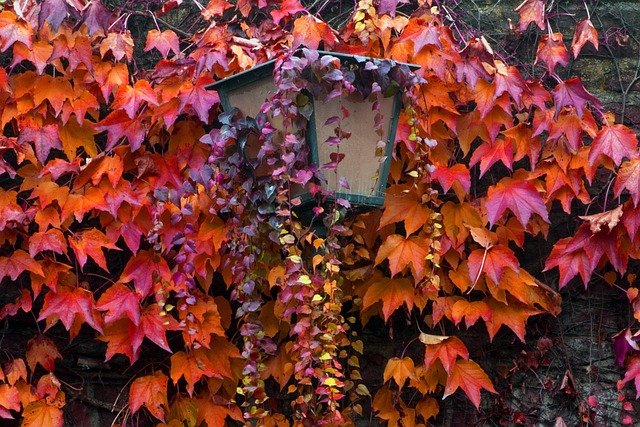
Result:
[0, 0, 637, 425]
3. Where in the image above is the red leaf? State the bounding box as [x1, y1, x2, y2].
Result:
[144, 29, 180, 59]
[615, 159, 640, 207]
[485, 177, 549, 227]
[421, 335, 469, 374]
[93, 110, 146, 152]
[431, 163, 471, 194]
[588, 124, 639, 166]
[119, 250, 172, 298]
[18, 123, 62, 165]
[443, 359, 496, 409]
[514, 0, 545, 31]
[271, 0, 305, 24]
[129, 371, 168, 421]
[292, 14, 336, 50]
[178, 77, 219, 123]
[130, 304, 177, 355]
[621, 355, 640, 399]
[26, 335, 62, 372]
[38, 285, 103, 334]
[551, 78, 601, 118]
[96, 283, 142, 325]
[375, 234, 430, 280]
[100, 32, 134, 62]
[68, 228, 120, 272]
[29, 229, 67, 258]
[0, 249, 44, 281]
[535, 33, 570, 73]
[571, 19, 599, 58]
[544, 224, 601, 288]
[469, 137, 514, 178]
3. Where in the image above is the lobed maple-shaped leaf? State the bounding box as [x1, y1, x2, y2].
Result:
[21, 400, 63, 427]
[514, 0, 545, 31]
[375, 234, 430, 280]
[379, 185, 431, 235]
[544, 224, 601, 288]
[362, 277, 414, 321]
[292, 14, 336, 50]
[170, 349, 225, 396]
[38, 285, 103, 334]
[442, 359, 496, 409]
[93, 110, 147, 151]
[28, 230, 67, 258]
[484, 298, 540, 342]
[18, 123, 62, 165]
[431, 163, 471, 195]
[535, 33, 570, 73]
[96, 283, 142, 325]
[469, 138, 514, 178]
[38, 0, 70, 31]
[615, 159, 640, 207]
[69, 228, 120, 271]
[111, 80, 159, 119]
[130, 304, 179, 357]
[262, 343, 294, 389]
[551, 78, 601, 118]
[0, 289, 32, 320]
[620, 355, 640, 399]
[571, 19, 599, 58]
[33, 75, 73, 116]
[26, 335, 62, 372]
[468, 244, 520, 285]
[100, 32, 134, 62]
[0, 383, 20, 417]
[271, 0, 305, 24]
[0, 249, 45, 281]
[119, 250, 172, 298]
[144, 29, 180, 59]
[129, 371, 169, 421]
[383, 357, 415, 389]
[485, 177, 549, 227]
[422, 335, 469, 374]
[178, 76, 220, 123]
[0, 11, 33, 52]
[451, 299, 492, 329]
[588, 124, 639, 166]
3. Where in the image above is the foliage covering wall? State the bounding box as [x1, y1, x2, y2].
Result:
[0, 0, 640, 426]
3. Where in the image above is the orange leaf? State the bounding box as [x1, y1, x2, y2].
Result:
[33, 75, 73, 116]
[170, 350, 221, 396]
[0, 383, 20, 416]
[292, 14, 336, 50]
[68, 228, 120, 271]
[421, 335, 469, 374]
[451, 299, 492, 329]
[21, 400, 63, 427]
[362, 277, 414, 321]
[443, 359, 496, 409]
[111, 80, 159, 119]
[26, 335, 61, 372]
[379, 185, 431, 235]
[571, 19, 598, 58]
[100, 31, 134, 61]
[383, 357, 415, 389]
[129, 371, 169, 421]
[484, 297, 541, 342]
[0, 11, 33, 52]
[375, 234, 429, 280]
[262, 343, 294, 389]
